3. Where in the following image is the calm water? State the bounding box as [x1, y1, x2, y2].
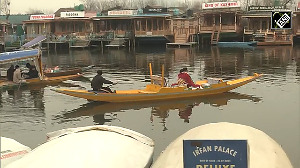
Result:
[1, 45, 299, 167]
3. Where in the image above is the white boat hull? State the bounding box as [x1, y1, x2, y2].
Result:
[6, 125, 154, 168]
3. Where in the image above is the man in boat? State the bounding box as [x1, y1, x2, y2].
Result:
[175, 68, 202, 88]
[91, 70, 115, 93]
[6, 65, 15, 81]
[25, 63, 39, 79]
[13, 65, 25, 83]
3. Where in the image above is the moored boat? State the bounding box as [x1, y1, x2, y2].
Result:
[53, 70, 262, 103]
[151, 122, 293, 168]
[0, 49, 82, 90]
[217, 41, 257, 48]
[5, 125, 154, 168]
[1, 137, 31, 168]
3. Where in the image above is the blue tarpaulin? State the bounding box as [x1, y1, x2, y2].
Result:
[22, 36, 46, 48]
[0, 50, 39, 64]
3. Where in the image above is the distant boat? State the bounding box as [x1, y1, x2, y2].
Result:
[5, 125, 155, 168]
[217, 41, 257, 48]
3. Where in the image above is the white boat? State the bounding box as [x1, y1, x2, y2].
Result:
[152, 122, 293, 168]
[6, 125, 154, 168]
[1, 137, 31, 167]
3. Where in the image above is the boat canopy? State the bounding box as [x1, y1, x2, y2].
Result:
[0, 49, 39, 64]
[21, 35, 46, 49]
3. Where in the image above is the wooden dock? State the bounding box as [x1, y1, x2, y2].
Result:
[166, 42, 197, 48]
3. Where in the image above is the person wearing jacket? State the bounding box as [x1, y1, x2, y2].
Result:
[91, 70, 115, 93]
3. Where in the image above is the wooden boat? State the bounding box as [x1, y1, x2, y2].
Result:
[43, 65, 94, 77]
[152, 122, 293, 168]
[6, 125, 154, 168]
[53, 63, 262, 103]
[217, 41, 257, 48]
[1, 137, 31, 168]
[0, 49, 82, 91]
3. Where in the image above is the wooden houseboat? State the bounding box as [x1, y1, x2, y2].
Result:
[293, 11, 300, 43]
[92, 8, 173, 47]
[198, 1, 243, 45]
[167, 10, 199, 48]
[242, 7, 293, 46]
[23, 9, 95, 49]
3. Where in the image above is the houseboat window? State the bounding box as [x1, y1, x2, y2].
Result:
[136, 20, 141, 31]
[147, 19, 152, 31]
[141, 20, 146, 31]
[222, 14, 234, 25]
[153, 19, 157, 31]
[60, 22, 66, 32]
[99, 21, 106, 31]
[158, 19, 163, 30]
[262, 20, 267, 30]
[204, 15, 213, 26]
[181, 20, 185, 28]
[75, 22, 83, 32]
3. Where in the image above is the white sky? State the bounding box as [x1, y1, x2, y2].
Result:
[9, 0, 82, 14]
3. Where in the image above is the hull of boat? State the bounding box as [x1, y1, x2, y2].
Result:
[217, 41, 257, 48]
[1, 137, 31, 168]
[54, 74, 261, 103]
[0, 74, 82, 90]
[152, 122, 293, 168]
[6, 125, 154, 168]
[44, 68, 82, 77]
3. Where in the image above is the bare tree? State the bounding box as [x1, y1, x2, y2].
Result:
[80, 0, 101, 11]
[26, 8, 44, 14]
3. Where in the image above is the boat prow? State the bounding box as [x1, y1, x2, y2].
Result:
[6, 125, 154, 168]
[53, 73, 262, 103]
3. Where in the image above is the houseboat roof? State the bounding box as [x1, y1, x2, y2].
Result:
[0, 15, 30, 25]
[241, 12, 271, 18]
[93, 13, 171, 19]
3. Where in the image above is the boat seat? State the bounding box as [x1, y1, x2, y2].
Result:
[151, 75, 168, 87]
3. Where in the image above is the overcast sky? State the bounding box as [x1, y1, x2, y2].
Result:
[9, 0, 81, 14]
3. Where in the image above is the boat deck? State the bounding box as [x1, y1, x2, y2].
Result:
[166, 42, 197, 48]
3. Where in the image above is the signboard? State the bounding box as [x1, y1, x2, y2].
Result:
[248, 6, 285, 11]
[271, 11, 292, 29]
[60, 11, 85, 18]
[183, 140, 248, 168]
[202, 1, 240, 9]
[108, 10, 137, 16]
[30, 14, 55, 20]
[298, 2, 300, 10]
[143, 8, 168, 13]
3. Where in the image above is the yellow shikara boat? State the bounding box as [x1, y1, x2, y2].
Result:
[53, 63, 262, 103]
[0, 49, 82, 90]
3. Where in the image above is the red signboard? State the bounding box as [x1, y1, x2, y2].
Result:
[202, 1, 241, 9]
[298, 2, 300, 10]
[30, 14, 55, 20]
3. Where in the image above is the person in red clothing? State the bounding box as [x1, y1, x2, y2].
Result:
[177, 67, 201, 88]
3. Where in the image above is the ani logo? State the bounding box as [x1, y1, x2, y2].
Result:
[271, 11, 292, 29]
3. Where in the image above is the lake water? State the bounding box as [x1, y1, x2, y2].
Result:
[1, 45, 299, 167]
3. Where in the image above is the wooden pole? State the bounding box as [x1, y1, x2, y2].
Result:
[149, 63, 153, 84]
[161, 64, 164, 87]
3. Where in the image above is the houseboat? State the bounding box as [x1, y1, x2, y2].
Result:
[293, 10, 300, 43]
[92, 6, 173, 47]
[198, 1, 243, 45]
[242, 6, 293, 46]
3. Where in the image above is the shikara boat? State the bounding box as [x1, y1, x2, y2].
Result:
[53, 63, 262, 103]
[0, 49, 82, 90]
[6, 125, 154, 168]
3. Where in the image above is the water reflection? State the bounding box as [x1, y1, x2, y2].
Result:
[56, 92, 261, 127]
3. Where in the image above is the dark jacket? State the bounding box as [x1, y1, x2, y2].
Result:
[91, 74, 113, 91]
[7, 67, 15, 81]
[28, 66, 39, 79]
